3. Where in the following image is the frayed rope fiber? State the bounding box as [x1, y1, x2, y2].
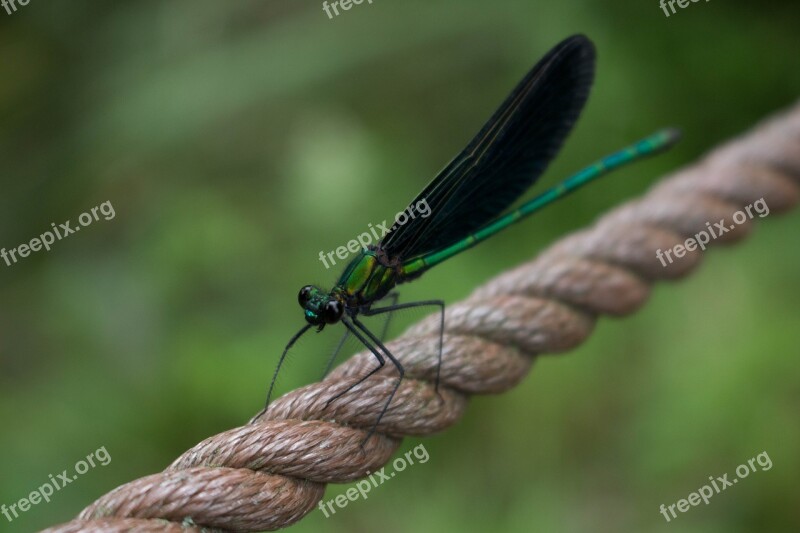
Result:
[43, 102, 800, 532]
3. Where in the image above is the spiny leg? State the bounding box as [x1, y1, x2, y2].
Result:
[363, 299, 445, 396]
[322, 292, 399, 379]
[324, 318, 386, 409]
[320, 292, 397, 380]
[321, 328, 351, 379]
[351, 316, 405, 444]
[377, 292, 399, 341]
[254, 323, 313, 420]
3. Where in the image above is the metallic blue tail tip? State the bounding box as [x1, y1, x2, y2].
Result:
[640, 127, 682, 155]
[659, 127, 682, 147]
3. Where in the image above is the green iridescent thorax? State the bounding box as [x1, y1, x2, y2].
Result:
[335, 249, 397, 307]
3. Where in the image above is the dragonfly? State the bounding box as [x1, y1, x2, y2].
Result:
[256, 34, 679, 441]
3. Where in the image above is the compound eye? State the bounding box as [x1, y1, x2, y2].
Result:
[323, 300, 343, 324]
[298, 285, 314, 306]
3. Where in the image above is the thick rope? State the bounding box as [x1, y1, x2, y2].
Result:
[43, 102, 800, 532]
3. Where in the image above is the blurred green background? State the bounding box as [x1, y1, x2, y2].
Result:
[1, 1, 799, 532]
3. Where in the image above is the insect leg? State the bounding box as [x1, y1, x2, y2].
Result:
[253, 323, 313, 421]
[324, 318, 386, 409]
[320, 328, 351, 379]
[362, 299, 445, 395]
[350, 316, 406, 444]
[321, 292, 398, 380]
[376, 292, 399, 341]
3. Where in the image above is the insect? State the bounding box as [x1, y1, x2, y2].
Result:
[256, 34, 679, 441]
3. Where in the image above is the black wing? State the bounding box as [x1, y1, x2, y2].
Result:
[379, 34, 595, 261]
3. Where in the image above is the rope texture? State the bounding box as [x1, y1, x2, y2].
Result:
[43, 102, 800, 532]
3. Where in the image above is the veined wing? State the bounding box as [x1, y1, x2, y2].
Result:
[379, 34, 595, 261]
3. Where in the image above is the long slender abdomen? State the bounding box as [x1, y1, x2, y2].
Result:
[400, 128, 680, 278]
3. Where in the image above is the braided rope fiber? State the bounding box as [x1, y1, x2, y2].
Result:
[43, 102, 800, 532]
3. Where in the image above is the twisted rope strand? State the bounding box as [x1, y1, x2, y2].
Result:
[43, 102, 800, 532]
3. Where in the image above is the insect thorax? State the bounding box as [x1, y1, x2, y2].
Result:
[335, 249, 397, 307]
